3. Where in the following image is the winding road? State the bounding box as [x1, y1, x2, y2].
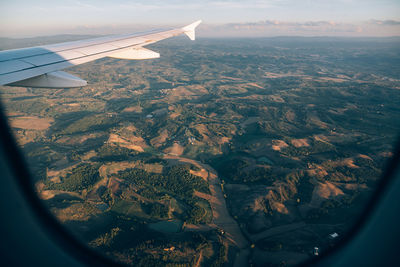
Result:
[164, 154, 250, 266]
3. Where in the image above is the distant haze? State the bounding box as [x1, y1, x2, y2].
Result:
[0, 0, 399, 37]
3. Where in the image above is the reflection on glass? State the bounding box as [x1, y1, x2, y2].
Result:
[1, 36, 400, 266]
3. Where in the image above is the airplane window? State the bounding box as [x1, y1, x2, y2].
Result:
[1, 2, 399, 267]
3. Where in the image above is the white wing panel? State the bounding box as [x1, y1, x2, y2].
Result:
[53, 50, 87, 59]
[0, 60, 35, 75]
[0, 61, 74, 86]
[0, 47, 49, 62]
[43, 36, 123, 52]
[0, 20, 202, 87]
[9, 71, 87, 88]
[21, 51, 84, 66]
[67, 49, 132, 65]
[109, 48, 160, 60]
[74, 43, 120, 56]
[105, 37, 147, 48]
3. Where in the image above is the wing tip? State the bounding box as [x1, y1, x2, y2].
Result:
[183, 20, 202, 41]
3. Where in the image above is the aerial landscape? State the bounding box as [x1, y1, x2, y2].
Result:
[1, 35, 400, 266]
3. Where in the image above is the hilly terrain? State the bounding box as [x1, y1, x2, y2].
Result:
[1, 36, 400, 266]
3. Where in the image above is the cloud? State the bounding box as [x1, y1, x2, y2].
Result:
[226, 20, 350, 29]
[369, 19, 400, 26]
[116, 0, 278, 11]
[198, 19, 400, 37]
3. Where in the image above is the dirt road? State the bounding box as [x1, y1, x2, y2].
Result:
[164, 154, 250, 264]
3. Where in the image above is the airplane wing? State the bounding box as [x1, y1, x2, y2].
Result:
[0, 20, 201, 88]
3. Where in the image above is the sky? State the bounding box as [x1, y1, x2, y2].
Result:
[0, 0, 399, 37]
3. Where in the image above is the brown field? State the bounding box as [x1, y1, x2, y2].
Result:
[285, 110, 296, 122]
[317, 77, 348, 83]
[169, 112, 181, 119]
[220, 75, 243, 81]
[264, 72, 301, 78]
[7, 112, 25, 116]
[358, 154, 373, 160]
[56, 132, 105, 145]
[310, 181, 344, 208]
[268, 95, 285, 103]
[379, 151, 394, 158]
[53, 203, 101, 222]
[307, 166, 328, 179]
[218, 136, 230, 145]
[194, 190, 212, 200]
[150, 129, 169, 147]
[190, 169, 209, 180]
[342, 183, 368, 191]
[237, 94, 265, 101]
[39, 190, 82, 201]
[340, 158, 359, 168]
[47, 162, 80, 180]
[167, 85, 208, 99]
[10, 116, 53, 130]
[107, 133, 147, 152]
[108, 177, 125, 196]
[246, 82, 264, 89]
[125, 125, 137, 132]
[324, 158, 359, 169]
[308, 114, 329, 129]
[99, 161, 163, 178]
[291, 138, 310, 148]
[313, 134, 330, 143]
[12, 129, 44, 145]
[193, 124, 211, 142]
[183, 224, 213, 232]
[81, 150, 97, 161]
[64, 103, 80, 107]
[122, 105, 142, 113]
[164, 142, 184, 156]
[271, 140, 289, 151]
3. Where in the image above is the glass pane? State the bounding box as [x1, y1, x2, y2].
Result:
[1, 27, 400, 267]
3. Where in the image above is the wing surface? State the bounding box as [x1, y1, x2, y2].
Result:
[0, 20, 201, 88]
